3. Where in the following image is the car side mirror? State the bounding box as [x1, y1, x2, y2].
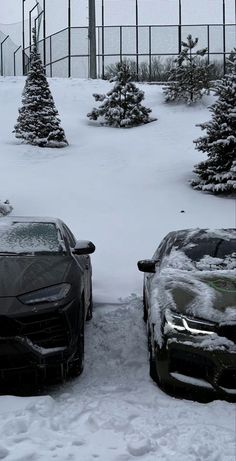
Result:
[137, 260, 156, 273]
[73, 240, 96, 255]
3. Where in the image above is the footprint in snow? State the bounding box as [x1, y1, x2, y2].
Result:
[126, 435, 154, 457]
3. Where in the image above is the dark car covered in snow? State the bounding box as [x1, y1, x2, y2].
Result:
[138, 229, 236, 401]
[0, 217, 95, 388]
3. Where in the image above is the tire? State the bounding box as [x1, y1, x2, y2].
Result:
[68, 298, 85, 378]
[148, 327, 159, 384]
[149, 342, 159, 383]
[86, 282, 93, 321]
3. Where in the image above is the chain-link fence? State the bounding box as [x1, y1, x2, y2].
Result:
[20, 22, 236, 80]
[1, 0, 236, 78]
[97, 23, 236, 80]
[0, 30, 22, 76]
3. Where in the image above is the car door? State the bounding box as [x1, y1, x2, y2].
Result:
[62, 225, 90, 311]
[145, 232, 176, 306]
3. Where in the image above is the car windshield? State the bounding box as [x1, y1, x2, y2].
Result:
[183, 238, 235, 260]
[180, 236, 236, 270]
[0, 222, 64, 255]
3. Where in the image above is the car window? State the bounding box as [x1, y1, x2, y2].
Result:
[63, 224, 76, 248]
[182, 238, 236, 261]
[0, 222, 64, 254]
[153, 233, 176, 262]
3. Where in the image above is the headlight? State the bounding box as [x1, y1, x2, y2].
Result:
[18, 283, 71, 305]
[165, 309, 215, 335]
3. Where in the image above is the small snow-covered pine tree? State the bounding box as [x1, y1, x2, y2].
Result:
[14, 28, 68, 148]
[87, 62, 155, 127]
[0, 200, 13, 217]
[191, 50, 236, 194]
[164, 35, 211, 104]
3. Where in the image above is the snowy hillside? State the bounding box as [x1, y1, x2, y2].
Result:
[0, 77, 235, 302]
[0, 77, 235, 460]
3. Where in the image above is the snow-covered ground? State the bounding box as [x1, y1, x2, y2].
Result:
[0, 77, 235, 460]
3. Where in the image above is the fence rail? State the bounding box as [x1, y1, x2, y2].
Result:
[1, 23, 236, 79]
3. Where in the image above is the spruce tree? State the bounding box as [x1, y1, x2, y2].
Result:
[0, 200, 13, 217]
[191, 51, 236, 194]
[87, 62, 155, 127]
[14, 28, 68, 148]
[164, 35, 211, 104]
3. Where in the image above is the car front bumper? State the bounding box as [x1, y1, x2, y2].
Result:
[156, 335, 236, 401]
[0, 298, 80, 386]
[0, 336, 68, 384]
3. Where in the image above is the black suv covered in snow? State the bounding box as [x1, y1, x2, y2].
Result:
[0, 217, 95, 388]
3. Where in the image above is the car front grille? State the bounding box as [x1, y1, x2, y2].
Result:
[0, 343, 34, 369]
[218, 368, 236, 390]
[0, 312, 69, 349]
[169, 349, 214, 381]
[217, 325, 236, 344]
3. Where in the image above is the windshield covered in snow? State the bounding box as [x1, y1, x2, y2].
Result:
[0, 222, 64, 255]
[183, 238, 235, 266]
[166, 230, 236, 271]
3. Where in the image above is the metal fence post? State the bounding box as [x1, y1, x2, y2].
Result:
[88, 0, 97, 79]
[68, 0, 71, 77]
[223, 0, 226, 74]
[135, 0, 139, 79]
[43, 0, 46, 67]
[102, 0, 105, 78]
[14, 45, 21, 76]
[207, 25, 210, 65]
[29, 2, 39, 52]
[120, 26, 123, 63]
[50, 35, 52, 77]
[149, 26, 152, 81]
[1, 35, 9, 76]
[178, 0, 182, 54]
[22, 0, 25, 75]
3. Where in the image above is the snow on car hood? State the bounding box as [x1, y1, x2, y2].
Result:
[159, 269, 236, 325]
[152, 247, 236, 325]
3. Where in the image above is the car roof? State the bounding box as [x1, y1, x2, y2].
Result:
[0, 216, 64, 226]
[167, 228, 236, 241]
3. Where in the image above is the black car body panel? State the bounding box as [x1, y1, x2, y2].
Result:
[0, 217, 95, 387]
[0, 255, 75, 299]
[139, 228, 236, 401]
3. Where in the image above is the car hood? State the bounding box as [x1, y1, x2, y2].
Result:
[158, 269, 236, 325]
[0, 255, 73, 297]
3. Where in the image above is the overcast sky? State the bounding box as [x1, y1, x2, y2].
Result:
[0, 0, 235, 43]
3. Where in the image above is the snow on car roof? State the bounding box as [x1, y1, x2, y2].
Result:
[0, 216, 63, 226]
[170, 228, 236, 241]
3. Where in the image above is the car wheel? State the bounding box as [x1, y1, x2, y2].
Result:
[68, 298, 85, 378]
[149, 342, 159, 383]
[143, 287, 148, 323]
[86, 282, 93, 321]
[148, 327, 160, 384]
